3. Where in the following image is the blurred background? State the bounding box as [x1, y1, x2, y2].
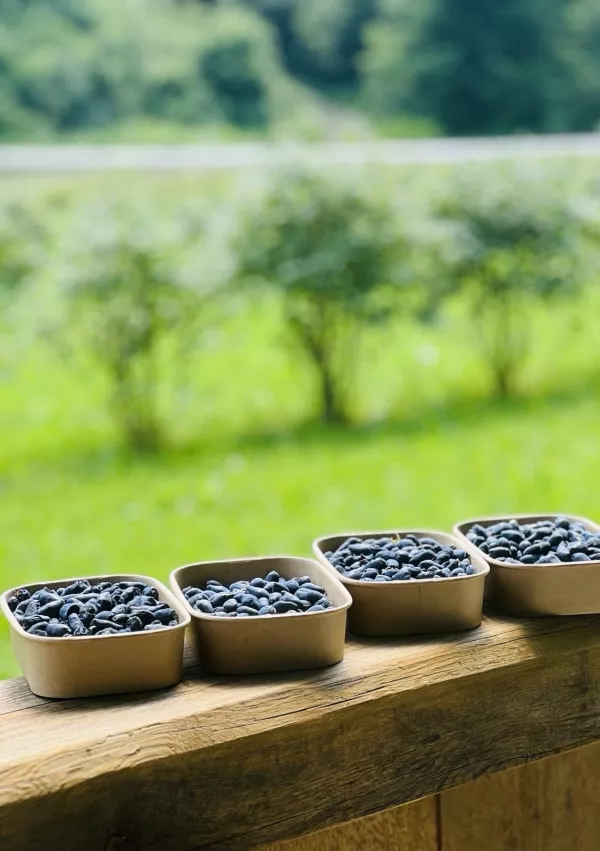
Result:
[2, 0, 600, 677]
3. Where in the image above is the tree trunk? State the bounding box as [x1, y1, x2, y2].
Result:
[288, 311, 350, 425]
[319, 360, 348, 425]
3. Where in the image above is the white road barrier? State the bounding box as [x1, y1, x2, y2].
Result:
[1, 134, 600, 172]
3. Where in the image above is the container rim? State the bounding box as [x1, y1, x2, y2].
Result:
[312, 529, 490, 586]
[170, 554, 353, 622]
[453, 513, 600, 570]
[0, 572, 191, 644]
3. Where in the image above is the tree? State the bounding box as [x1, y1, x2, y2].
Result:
[426, 165, 583, 396]
[0, 201, 41, 351]
[234, 170, 397, 424]
[240, 0, 377, 90]
[361, 0, 600, 136]
[0, 0, 288, 138]
[61, 200, 211, 451]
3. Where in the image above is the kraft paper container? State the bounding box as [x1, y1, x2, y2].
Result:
[170, 556, 352, 675]
[454, 513, 600, 617]
[313, 530, 489, 637]
[0, 574, 190, 699]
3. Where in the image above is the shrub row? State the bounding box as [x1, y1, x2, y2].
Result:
[0, 163, 595, 451]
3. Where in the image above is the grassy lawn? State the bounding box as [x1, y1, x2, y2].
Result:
[2, 290, 600, 678]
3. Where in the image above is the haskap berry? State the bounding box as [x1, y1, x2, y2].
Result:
[325, 535, 478, 581]
[182, 571, 333, 616]
[466, 516, 600, 565]
[7, 580, 179, 636]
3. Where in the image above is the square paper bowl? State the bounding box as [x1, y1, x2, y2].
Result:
[170, 556, 352, 675]
[0, 574, 190, 698]
[313, 530, 489, 637]
[453, 513, 600, 616]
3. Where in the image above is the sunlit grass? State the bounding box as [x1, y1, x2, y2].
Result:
[2, 288, 600, 677]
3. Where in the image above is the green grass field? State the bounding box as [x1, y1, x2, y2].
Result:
[2, 283, 600, 678]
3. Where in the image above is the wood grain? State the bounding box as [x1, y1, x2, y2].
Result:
[441, 741, 600, 851]
[265, 798, 438, 851]
[1, 614, 600, 850]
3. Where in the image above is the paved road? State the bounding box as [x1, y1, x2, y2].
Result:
[2, 133, 600, 172]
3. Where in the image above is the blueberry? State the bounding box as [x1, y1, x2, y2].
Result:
[27, 623, 48, 636]
[6, 595, 18, 612]
[22, 614, 50, 629]
[59, 602, 81, 619]
[572, 552, 590, 562]
[265, 571, 280, 583]
[46, 622, 71, 638]
[63, 580, 90, 596]
[440, 568, 452, 577]
[273, 600, 299, 614]
[153, 607, 176, 625]
[239, 594, 261, 610]
[244, 586, 269, 601]
[194, 599, 214, 615]
[38, 600, 63, 618]
[296, 589, 323, 605]
[130, 608, 156, 625]
[376, 550, 395, 560]
[67, 613, 88, 635]
[14, 588, 30, 603]
[347, 569, 364, 580]
[237, 606, 260, 616]
[97, 592, 113, 611]
[392, 569, 410, 580]
[490, 547, 511, 559]
[210, 591, 232, 607]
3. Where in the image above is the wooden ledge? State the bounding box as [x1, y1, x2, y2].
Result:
[2, 613, 600, 850]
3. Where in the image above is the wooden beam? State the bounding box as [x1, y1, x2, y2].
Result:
[440, 741, 600, 851]
[265, 798, 438, 851]
[2, 614, 600, 850]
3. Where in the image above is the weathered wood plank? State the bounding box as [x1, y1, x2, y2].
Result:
[1, 614, 600, 850]
[264, 798, 438, 851]
[441, 741, 600, 851]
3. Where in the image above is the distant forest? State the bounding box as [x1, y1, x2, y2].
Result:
[1, 0, 600, 139]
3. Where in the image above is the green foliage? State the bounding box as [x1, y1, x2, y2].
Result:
[361, 0, 600, 135]
[241, 0, 376, 89]
[233, 170, 399, 423]
[198, 9, 278, 128]
[60, 199, 211, 451]
[0, 0, 287, 137]
[0, 201, 44, 356]
[425, 165, 584, 395]
[3, 0, 600, 139]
